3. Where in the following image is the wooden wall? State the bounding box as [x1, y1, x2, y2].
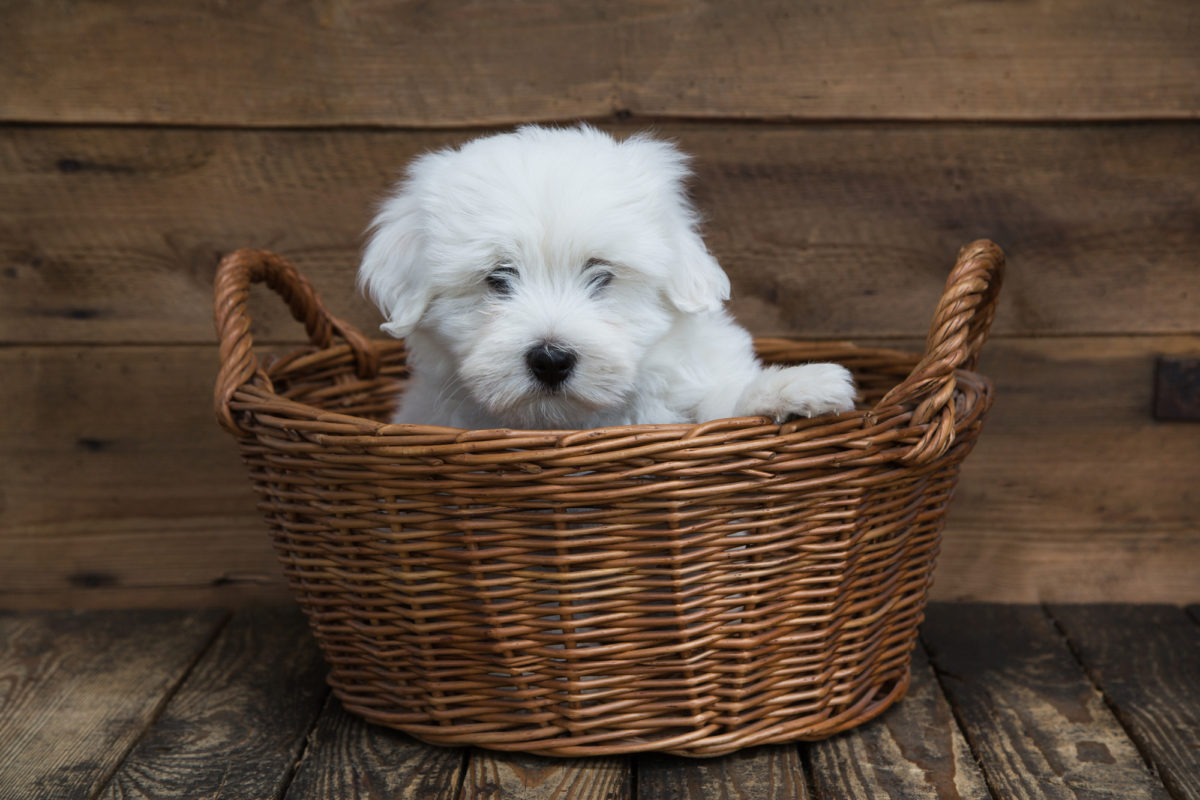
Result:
[2, 1, 1197, 607]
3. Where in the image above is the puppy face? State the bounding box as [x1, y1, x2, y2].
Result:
[360, 125, 730, 428]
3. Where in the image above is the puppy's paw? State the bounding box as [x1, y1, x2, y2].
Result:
[734, 363, 857, 423]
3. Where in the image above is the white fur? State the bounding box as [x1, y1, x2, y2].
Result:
[360, 125, 856, 429]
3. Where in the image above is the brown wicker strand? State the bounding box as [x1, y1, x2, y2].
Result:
[213, 249, 379, 435]
[873, 240, 1004, 464]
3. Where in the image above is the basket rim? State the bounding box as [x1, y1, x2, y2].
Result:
[258, 335, 936, 434]
[224, 339, 994, 474]
[214, 241, 1004, 466]
[240, 336, 991, 437]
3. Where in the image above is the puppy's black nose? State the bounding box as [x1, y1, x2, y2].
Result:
[525, 344, 577, 390]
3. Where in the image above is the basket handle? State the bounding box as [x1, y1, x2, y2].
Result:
[213, 249, 379, 436]
[872, 239, 1005, 465]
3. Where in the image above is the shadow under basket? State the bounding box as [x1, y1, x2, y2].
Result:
[213, 240, 1004, 757]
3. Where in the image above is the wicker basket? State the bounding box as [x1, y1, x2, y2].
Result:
[213, 240, 1003, 757]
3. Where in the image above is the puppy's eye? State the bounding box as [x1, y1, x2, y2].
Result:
[588, 270, 614, 294]
[486, 264, 517, 295]
[584, 258, 614, 295]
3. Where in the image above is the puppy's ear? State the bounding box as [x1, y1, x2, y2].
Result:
[666, 228, 731, 314]
[621, 133, 731, 314]
[359, 185, 430, 339]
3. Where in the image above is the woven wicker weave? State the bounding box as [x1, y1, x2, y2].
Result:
[213, 239, 1003, 757]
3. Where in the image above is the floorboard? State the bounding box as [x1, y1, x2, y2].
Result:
[1048, 605, 1200, 800]
[0, 609, 225, 800]
[95, 606, 329, 799]
[922, 604, 1170, 800]
[286, 696, 467, 800]
[0, 603, 1191, 799]
[463, 750, 632, 800]
[805, 645, 991, 799]
[637, 745, 809, 800]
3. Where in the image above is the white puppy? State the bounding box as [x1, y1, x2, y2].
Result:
[360, 125, 855, 430]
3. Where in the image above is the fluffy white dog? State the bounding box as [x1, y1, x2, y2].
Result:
[360, 125, 855, 430]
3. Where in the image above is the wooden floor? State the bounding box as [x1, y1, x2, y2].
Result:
[1, 604, 1197, 800]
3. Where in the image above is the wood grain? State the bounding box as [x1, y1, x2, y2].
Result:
[1048, 605, 1200, 800]
[618, 1, 1200, 122]
[463, 750, 631, 800]
[0, 344, 279, 595]
[2, 1, 1197, 124]
[921, 604, 1169, 800]
[806, 646, 990, 799]
[285, 698, 467, 800]
[0, 1, 617, 127]
[0, 582, 292, 611]
[0, 605, 1191, 797]
[3, 123, 1199, 344]
[0, 609, 225, 800]
[3, 334, 1197, 607]
[637, 746, 809, 800]
[97, 606, 329, 799]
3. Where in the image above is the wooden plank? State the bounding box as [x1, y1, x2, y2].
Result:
[0, 1, 618, 127]
[462, 750, 631, 800]
[0, 609, 226, 800]
[921, 604, 1170, 800]
[4, 335, 1198, 608]
[3, 123, 1200, 344]
[0, 582, 292, 612]
[619, 1, 1200, 122]
[1048, 605, 1200, 800]
[285, 698, 467, 800]
[2, 2, 1197, 124]
[0, 343, 283, 598]
[96, 606, 329, 799]
[637, 746, 809, 799]
[806, 646, 991, 799]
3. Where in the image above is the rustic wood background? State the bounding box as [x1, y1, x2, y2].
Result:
[2, 0, 1197, 608]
